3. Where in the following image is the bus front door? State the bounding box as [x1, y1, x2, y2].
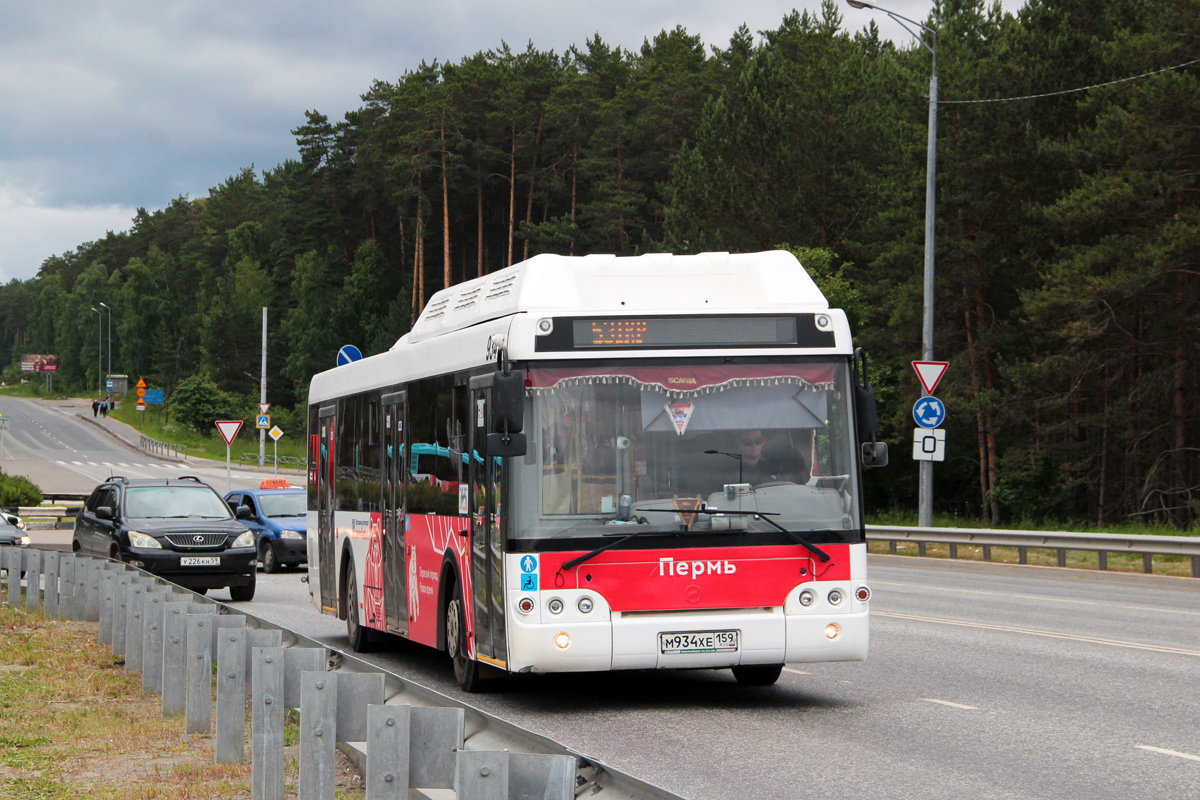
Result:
[317, 406, 337, 612]
[382, 393, 407, 635]
[469, 386, 507, 668]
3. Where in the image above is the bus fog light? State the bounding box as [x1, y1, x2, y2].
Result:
[554, 632, 571, 649]
[547, 598, 564, 614]
[855, 586, 870, 602]
[815, 314, 832, 330]
[825, 623, 841, 640]
[827, 589, 843, 605]
[799, 590, 814, 607]
[517, 597, 535, 614]
[577, 597, 594, 613]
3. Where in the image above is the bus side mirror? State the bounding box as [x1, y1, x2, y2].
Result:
[486, 432, 527, 457]
[491, 369, 525, 435]
[861, 441, 889, 468]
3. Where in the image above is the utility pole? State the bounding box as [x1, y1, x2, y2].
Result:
[260, 307, 267, 467]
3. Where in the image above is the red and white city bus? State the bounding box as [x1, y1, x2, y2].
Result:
[306, 251, 887, 691]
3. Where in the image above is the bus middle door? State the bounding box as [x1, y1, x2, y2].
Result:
[381, 392, 407, 635]
[468, 382, 507, 668]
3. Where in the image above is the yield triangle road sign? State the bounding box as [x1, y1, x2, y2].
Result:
[215, 420, 243, 446]
[912, 361, 949, 395]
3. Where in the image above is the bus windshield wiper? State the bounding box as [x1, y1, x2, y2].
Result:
[559, 522, 658, 571]
[636, 507, 831, 563]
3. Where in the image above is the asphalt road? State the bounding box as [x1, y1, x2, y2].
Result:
[10, 394, 1200, 799]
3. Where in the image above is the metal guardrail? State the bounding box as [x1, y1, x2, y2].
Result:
[139, 434, 188, 461]
[239, 452, 307, 468]
[2, 547, 684, 800]
[867, 525, 1200, 578]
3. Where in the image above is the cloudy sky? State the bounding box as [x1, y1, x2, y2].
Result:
[0, 1, 940, 283]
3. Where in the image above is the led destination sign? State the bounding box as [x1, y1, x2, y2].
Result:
[575, 317, 798, 348]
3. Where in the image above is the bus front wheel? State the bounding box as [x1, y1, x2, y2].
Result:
[446, 584, 487, 693]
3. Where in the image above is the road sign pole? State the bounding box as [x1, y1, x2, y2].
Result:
[226, 443, 232, 493]
[273, 440, 278, 475]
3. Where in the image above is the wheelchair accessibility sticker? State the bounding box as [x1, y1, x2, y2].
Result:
[520, 554, 538, 591]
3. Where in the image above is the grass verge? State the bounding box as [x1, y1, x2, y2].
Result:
[0, 603, 363, 799]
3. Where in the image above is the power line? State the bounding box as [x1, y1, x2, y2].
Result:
[939, 58, 1200, 104]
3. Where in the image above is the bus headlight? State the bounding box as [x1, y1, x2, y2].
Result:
[554, 632, 571, 649]
[577, 597, 594, 613]
[827, 589, 843, 605]
[798, 590, 814, 607]
[547, 598, 564, 615]
[825, 623, 841, 640]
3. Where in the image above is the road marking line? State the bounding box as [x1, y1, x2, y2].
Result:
[782, 667, 809, 675]
[869, 581, 1097, 605]
[873, 612, 1200, 657]
[1136, 745, 1200, 763]
[921, 698, 978, 710]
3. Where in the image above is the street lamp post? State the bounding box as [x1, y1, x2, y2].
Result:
[846, 0, 938, 527]
[90, 307, 102, 400]
[99, 302, 111, 395]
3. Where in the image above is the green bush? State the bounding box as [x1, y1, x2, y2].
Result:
[0, 472, 43, 506]
[171, 375, 239, 433]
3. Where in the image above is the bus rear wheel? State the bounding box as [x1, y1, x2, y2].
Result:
[731, 664, 783, 686]
[446, 583, 488, 693]
[345, 565, 372, 652]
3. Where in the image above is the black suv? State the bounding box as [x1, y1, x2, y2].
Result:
[73, 476, 258, 600]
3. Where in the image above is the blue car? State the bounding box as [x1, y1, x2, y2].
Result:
[224, 482, 307, 573]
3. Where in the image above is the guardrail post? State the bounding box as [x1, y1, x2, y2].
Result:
[85, 558, 102, 621]
[366, 704, 410, 800]
[212, 615, 247, 666]
[1099, 551, 1107, 571]
[456, 750, 508, 800]
[245, 629, 284, 699]
[142, 591, 168, 695]
[99, 567, 116, 643]
[164, 603, 211, 716]
[186, 613, 213, 734]
[216, 627, 247, 764]
[510, 753, 576, 800]
[1018, 547, 1028, 565]
[125, 584, 146, 675]
[24, 550, 41, 613]
[44, 551, 59, 617]
[1057, 549, 1066, 568]
[5, 547, 22, 609]
[58, 553, 75, 619]
[284, 648, 326, 709]
[72, 557, 89, 620]
[917, 542, 926, 558]
[982, 545, 991, 561]
[300, 671, 337, 800]
[1143, 553, 1153, 574]
[1193, 556, 1199, 579]
[112, 574, 132, 658]
[948, 543, 958, 560]
[336, 673, 384, 744]
[251, 646, 286, 800]
[410, 706, 465, 791]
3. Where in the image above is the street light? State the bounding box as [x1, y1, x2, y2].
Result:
[846, 0, 938, 527]
[90, 307, 102, 399]
[98, 302, 111, 395]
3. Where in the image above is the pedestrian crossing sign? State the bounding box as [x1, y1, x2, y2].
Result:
[256, 415, 270, 429]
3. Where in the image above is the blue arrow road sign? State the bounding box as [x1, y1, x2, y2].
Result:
[337, 345, 363, 366]
[913, 396, 946, 429]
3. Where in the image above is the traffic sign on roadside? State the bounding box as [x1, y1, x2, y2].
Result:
[215, 420, 243, 445]
[256, 415, 270, 429]
[913, 428, 946, 461]
[912, 361, 949, 395]
[337, 345, 363, 366]
[269, 426, 283, 441]
[259, 402, 271, 414]
[913, 396, 946, 429]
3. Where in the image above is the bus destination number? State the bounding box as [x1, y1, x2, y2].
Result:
[659, 630, 740, 655]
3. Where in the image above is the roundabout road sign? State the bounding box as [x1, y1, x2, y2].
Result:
[913, 396, 946, 429]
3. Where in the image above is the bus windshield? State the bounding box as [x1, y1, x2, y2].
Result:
[510, 358, 862, 543]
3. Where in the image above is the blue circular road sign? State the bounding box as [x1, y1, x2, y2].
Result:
[337, 345, 363, 366]
[913, 396, 946, 429]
